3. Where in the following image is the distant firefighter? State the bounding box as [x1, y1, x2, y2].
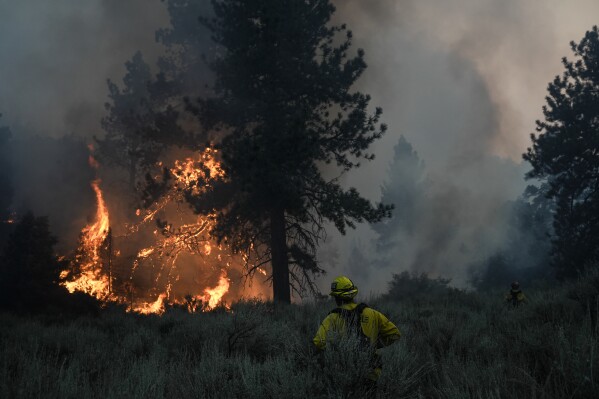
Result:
[505, 281, 527, 307]
[313, 276, 401, 395]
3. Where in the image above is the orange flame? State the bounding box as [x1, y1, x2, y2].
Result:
[61, 147, 238, 314]
[135, 294, 167, 315]
[62, 179, 112, 300]
[199, 271, 230, 310]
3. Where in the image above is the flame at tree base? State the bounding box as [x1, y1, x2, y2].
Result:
[133, 271, 231, 315]
[60, 179, 114, 301]
[60, 149, 238, 314]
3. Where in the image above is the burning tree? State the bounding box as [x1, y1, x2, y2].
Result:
[59, 147, 238, 314]
[90, 0, 390, 305]
[187, 0, 392, 303]
[96, 1, 215, 193]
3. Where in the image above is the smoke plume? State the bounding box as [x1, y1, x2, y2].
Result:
[0, 0, 597, 297]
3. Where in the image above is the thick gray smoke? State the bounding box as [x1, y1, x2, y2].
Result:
[0, 0, 168, 138]
[0, 0, 168, 247]
[0, 0, 597, 297]
[316, 0, 599, 294]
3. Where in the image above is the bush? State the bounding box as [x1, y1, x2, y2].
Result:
[382, 271, 467, 305]
[1, 273, 599, 398]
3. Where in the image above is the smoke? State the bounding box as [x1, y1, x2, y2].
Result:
[0, 0, 597, 298]
[317, 0, 599, 294]
[0, 0, 168, 138]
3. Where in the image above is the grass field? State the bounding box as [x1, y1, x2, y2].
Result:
[1, 272, 598, 399]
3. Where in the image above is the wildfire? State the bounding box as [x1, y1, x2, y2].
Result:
[134, 271, 230, 315]
[135, 294, 167, 315]
[61, 178, 113, 300]
[200, 271, 230, 310]
[60, 147, 237, 314]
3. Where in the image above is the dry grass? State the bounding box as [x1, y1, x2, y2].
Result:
[1, 274, 598, 398]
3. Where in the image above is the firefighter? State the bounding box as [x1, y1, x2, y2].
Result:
[505, 281, 527, 307]
[313, 276, 401, 395]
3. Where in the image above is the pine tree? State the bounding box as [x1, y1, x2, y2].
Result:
[372, 135, 425, 253]
[0, 213, 65, 309]
[97, 52, 186, 191]
[523, 26, 599, 278]
[190, 0, 392, 302]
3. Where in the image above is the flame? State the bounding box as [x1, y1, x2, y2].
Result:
[137, 248, 155, 258]
[200, 271, 230, 310]
[86, 180, 110, 247]
[60, 147, 240, 314]
[62, 178, 113, 300]
[136, 294, 167, 315]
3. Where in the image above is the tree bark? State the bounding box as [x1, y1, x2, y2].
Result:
[270, 207, 290, 303]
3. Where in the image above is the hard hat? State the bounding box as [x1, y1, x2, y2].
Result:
[511, 281, 520, 290]
[330, 276, 358, 300]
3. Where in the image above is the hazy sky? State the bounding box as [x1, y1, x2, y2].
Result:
[0, 0, 598, 295]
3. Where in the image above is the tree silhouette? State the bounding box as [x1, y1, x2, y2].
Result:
[0, 212, 65, 310]
[523, 26, 599, 278]
[97, 52, 188, 192]
[187, 0, 392, 302]
[98, 1, 216, 192]
[372, 135, 426, 254]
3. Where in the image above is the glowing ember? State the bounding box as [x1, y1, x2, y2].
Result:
[137, 248, 155, 258]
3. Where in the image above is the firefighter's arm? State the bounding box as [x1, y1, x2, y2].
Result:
[376, 311, 401, 347]
[312, 315, 332, 350]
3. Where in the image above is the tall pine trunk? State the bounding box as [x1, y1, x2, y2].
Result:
[270, 207, 290, 303]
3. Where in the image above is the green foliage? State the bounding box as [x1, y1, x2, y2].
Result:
[102, 0, 392, 303]
[523, 26, 599, 278]
[2, 275, 598, 398]
[383, 271, 468, 306]
[188, 0, 392, 302]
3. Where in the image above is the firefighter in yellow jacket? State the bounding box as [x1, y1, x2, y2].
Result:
[313, 276, 401, 388]
[505, 281, 527, 307]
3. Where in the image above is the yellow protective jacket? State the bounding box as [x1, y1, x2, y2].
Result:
[505, 289, 527, 307]
[313, 302, 401, 380]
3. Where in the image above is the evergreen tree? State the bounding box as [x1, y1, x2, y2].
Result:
[98, 1, 216, 192]
[372, 135, 425, 253]
[189, 0, 392, 302]
[523, 26, 599, 278]
[0, 212, 65, 309]
[97, 52, 187, 191]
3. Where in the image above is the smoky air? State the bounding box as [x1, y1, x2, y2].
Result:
[0, 0, 597, 303]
